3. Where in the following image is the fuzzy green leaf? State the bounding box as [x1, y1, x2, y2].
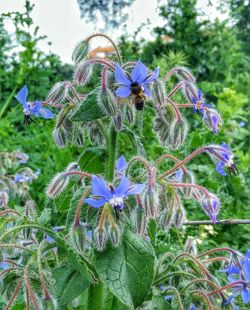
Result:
[70, 90, 106, 122]
[95, 230, 155, 308]
[78, 146, 106, 174]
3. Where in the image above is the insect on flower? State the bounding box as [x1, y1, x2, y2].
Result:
[115, 61, 159, 111]
[15, 85, 53, 125]
[85, 175, 144, 219]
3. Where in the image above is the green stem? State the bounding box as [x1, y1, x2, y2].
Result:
[105, 124, 118, 181]
[87, 282, 103, 310]
[0, 85, 18, 119]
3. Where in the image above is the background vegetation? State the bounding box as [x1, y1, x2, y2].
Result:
[0, 0, 249, 260]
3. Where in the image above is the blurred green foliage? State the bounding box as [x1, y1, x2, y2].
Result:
[0, 0, 249, 256]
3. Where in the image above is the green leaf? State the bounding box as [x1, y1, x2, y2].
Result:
[53, 264, 90, 306]
[95, 230, 155, 309]
[78, 146, 106, 174]
[70, 90, 106, 122]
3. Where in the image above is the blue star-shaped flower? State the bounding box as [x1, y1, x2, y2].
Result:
[85, 175, 144, 211]
[114, 61, 159, 98]
[15, 85, 53, 124]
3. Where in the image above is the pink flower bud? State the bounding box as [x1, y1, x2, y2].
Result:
[74, 61, 93, 86]
[46, 173, 69, 198]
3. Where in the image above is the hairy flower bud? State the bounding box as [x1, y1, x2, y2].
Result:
[151, 79, 167, 106]
[47, 81, 70, 104]
[74, 61, 93, 86]
[182, 81, 198, 103]
[98, 88, 117, 116]
[95, 227, 107, 251]
[71, 125, 85, 147]
[168, 118, 188, 150]
[72, 40, 89, 64]
[173, 202, 186, 228]
[200, 194, 220, 223]
[176, 67, 196, 83]
[202, 108, 222, 135]
[144, 189, 159, 219]
[46, 173, 69, 198]
[113, 114, 123, 131]
[133, 205, 148, 236]
[184, 238, 198, 256]
[125, 103, 135, 124]
[42, 296, 57, 310]
[0, 191, 9, 208]
[70, 224, 86, 253]
[87, 122, 104, 145]
[109, 225, 121, 247]
[159, 190, 177, 231]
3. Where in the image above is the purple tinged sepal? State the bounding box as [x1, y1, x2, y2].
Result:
[151, 79, 167, 106]
[184, 238, 198, 257]
[70, 224, 87, 253]
[95, 227, 107, 251]
[175, 169, 196, 198]
[144, 189, 159, 219]
[0, 191, 9, 208]
[132, 205, 148, 236]
[168, 118, 188, 150]
[109, 225, 121, 247]
[14, 151, 29, 164]
[125, 103, 135, 124]
[159, 190, 177, 231]
[46, 173, 69, 199]
[173, 201, 186, 228]
[47, 81, 70, 104]
[202, 108, 222, 135]
[176, 67, 196, 83]
[74, 61, 93, 86]
[200, 194, 220, 223]
[42, 296, 57, 310]
[72, 40, 89, 64]
[113, 114, 124, 131]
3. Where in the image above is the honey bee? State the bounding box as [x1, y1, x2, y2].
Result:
[130, 82, 145, 111]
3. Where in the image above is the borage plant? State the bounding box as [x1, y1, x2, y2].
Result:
[1, 34, 249, 310]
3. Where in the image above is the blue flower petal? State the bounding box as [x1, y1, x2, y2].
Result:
[114, 177, 130, 196]
[143, 85, 152, 97]
[126, 183, 145, 195]
[16, 85, 28, 109]
[0, 262, 10, 270]
[245, 250, 250, 259]
[85, 197, 107, 208]
[115, 155, 127, 173]
[91, 175, 111, 199]
[115, 63, 130, 86]
[30, 100, 42, 114]
[175, 169, 183, 181]
[242, 289, 250, 304]
[216, 161, 227, 176]
[212, 115, 219, 134]
[224, 293, 238, 305]
[144, 66, 159, 83]
[115, 86, 131, 98]
[131, 61, 148, 83]
[242, 260, 250, 282]
[38, 107, 54, 119]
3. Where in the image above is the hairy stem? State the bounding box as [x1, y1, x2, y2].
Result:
[105, 124, 117, 181]
[87, 282, 104, 310]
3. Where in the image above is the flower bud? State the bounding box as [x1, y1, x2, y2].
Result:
[113, 114, 123, 131]
[168, 118, 188, 150]
[14, 151, 29, 164]
[97, 88, 117, 116]
[144, 189, 159, 219]
[70, 224, 86, 253]
[151, 79, 167, 106]
[42, 296, 57, 310]
[184, 238, 197, 256]
[132, 206, 148, 236]
[46, 173, 69, 199]
[74, 61, 93, 86]
[125, 103, 135, 124]
[95, 227, 107, 251]
[47, 81, 70, 104]
[109, 225, 121, 247]
[202, 108, 222, 135]
[173, 199, 186, 228]
[53, 127, 68, 148]
[182, 81, 198, 103]
[72, 40, 89, 64]
[71, 125, 85, 147]
[159, 190, 177, 231]
[176, 67, 196, 83]
[87, 122, 104, 145]
[200, 194, 220, 223]
[0, 191, 9, 208]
